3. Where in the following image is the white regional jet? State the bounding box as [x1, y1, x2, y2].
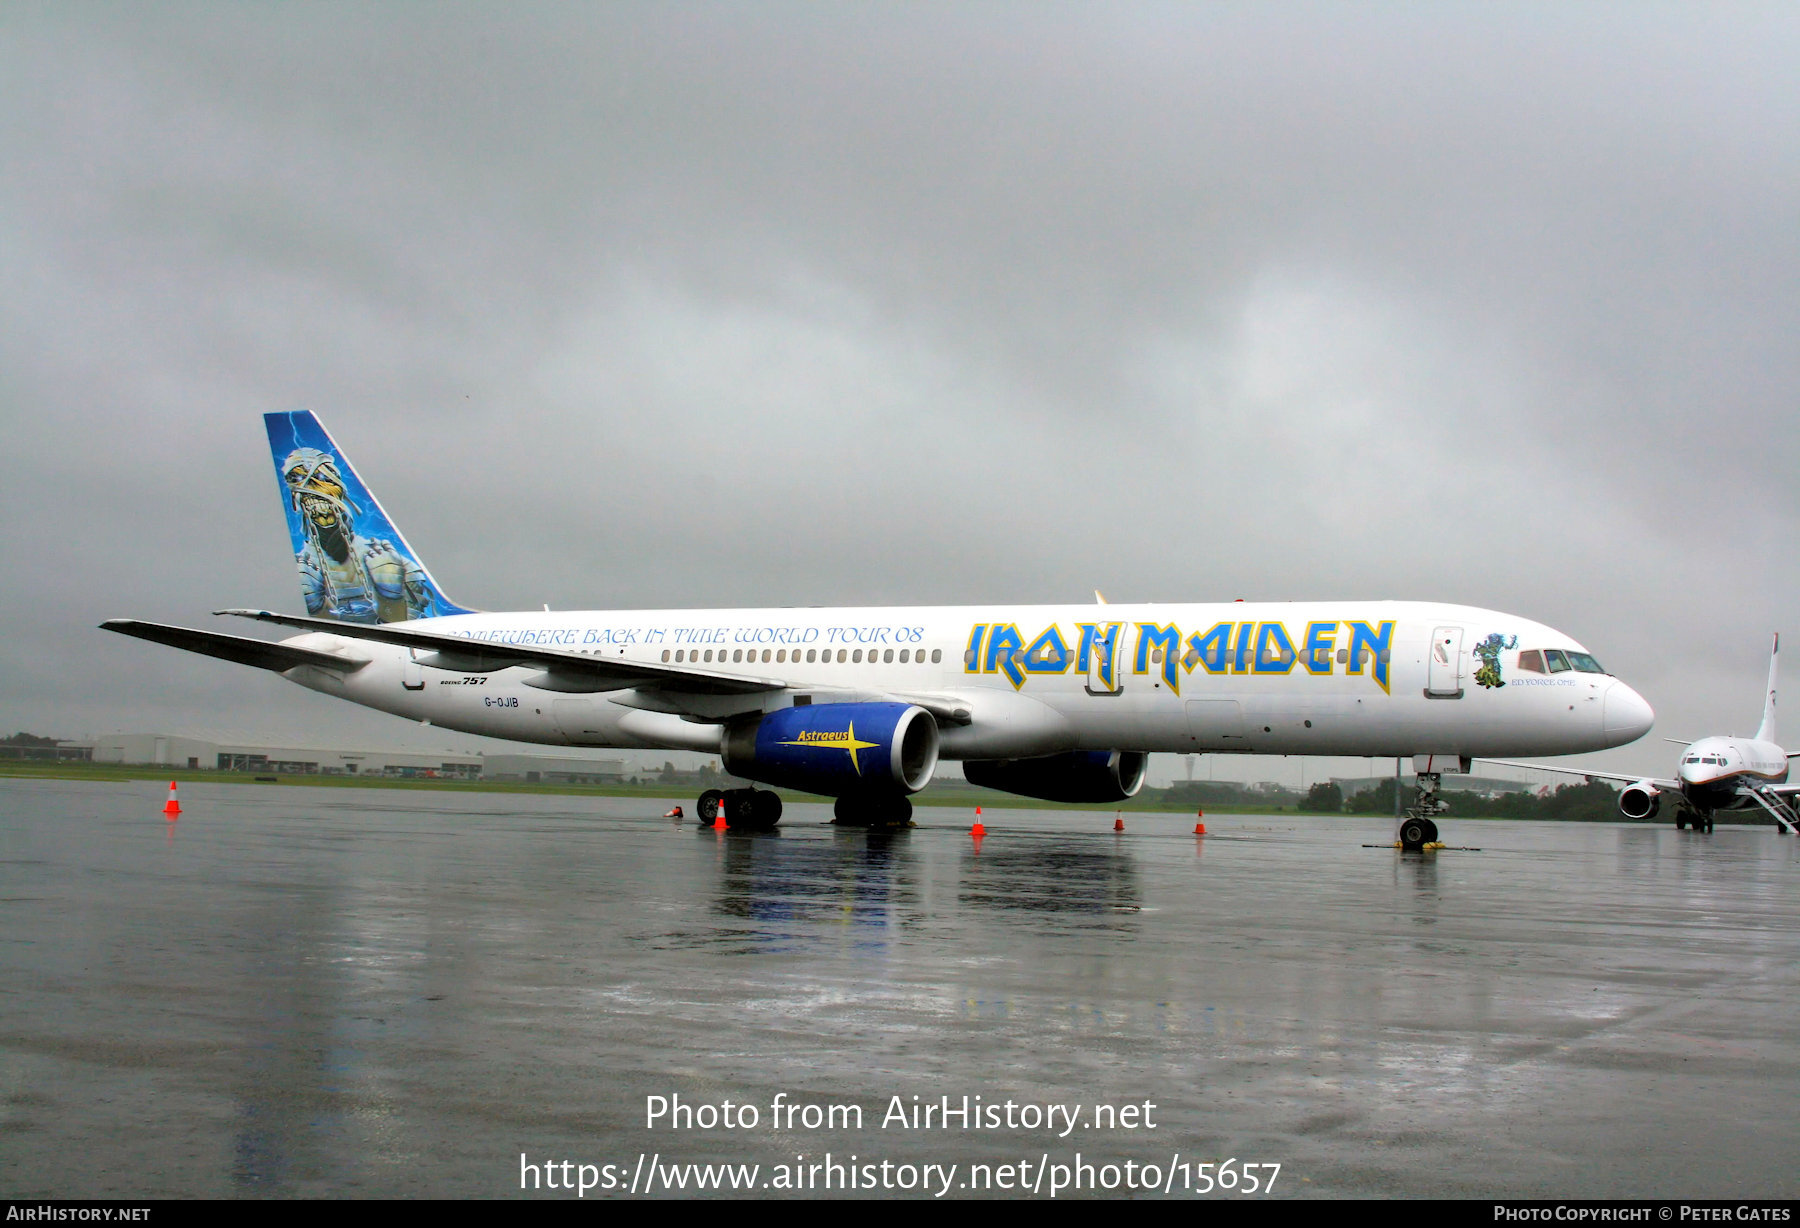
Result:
[1484, 635, 1800, 834]
[102, 413, 1655, 848]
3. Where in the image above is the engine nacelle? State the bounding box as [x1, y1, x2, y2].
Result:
[963, 750, 1148, 804]
[1619, 780, 1661, 819]
[722, 702, 938, 798]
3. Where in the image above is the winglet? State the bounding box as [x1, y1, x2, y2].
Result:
[1093, 590, 1108, 605]
[1755, 632, 1779, 744]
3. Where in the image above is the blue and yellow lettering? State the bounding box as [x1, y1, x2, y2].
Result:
[964, 625, 986, 674]
[1346, 620, 1395, 693]
[985, 624, 1026, 688]
[1134, 623, 1182, 694]
[1185, 623, 1233, 674]
[1253, 623, 1297, 674]
[1301, 621, 1336, 674]
[1232, 622, 1256, 674]
[1023, 625, 1072, 674]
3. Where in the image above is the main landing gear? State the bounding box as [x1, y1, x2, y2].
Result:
[1675, 813, 1715, 832]
[831, 795, 914, 829]
[1397, 771, 1446, 851]
[697, 788, 783, 830]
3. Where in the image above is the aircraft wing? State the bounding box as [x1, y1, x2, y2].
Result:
[101, 619, 371, 674]
[214, 608, 783, 695]
[1476, 759, 1679, 790]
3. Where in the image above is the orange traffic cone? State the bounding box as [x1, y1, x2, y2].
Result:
[713, 801, 729, 831]
[972, 805, 985, 838]
[1194, 822, 1206, 835]
[1113, 816, 1125, 832]
[163, 781, 181, 819]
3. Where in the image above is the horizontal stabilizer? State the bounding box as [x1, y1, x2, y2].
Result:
[100, 619, 369, 674]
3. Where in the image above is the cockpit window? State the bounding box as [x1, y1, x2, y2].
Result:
[1685, 756, 1700, 763]
[1566, 652, 1606, 674]
[1517, 649, 1545, 673]
[1544, 649, 1571, 673]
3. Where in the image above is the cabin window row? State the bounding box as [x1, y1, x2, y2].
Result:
[661, 647, 944, 666]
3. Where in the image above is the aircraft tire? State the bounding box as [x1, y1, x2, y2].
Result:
[1399, 817, 1437, 851]
[698, 789, 724, 823]
[721, 788, 755, 828]
[832, 795, 913, 828]
[744, 789, 782, 830]
[1675, 816, 1687, 830]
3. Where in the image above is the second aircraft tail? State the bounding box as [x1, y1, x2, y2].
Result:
[1756, 632, 1779, 744]
[263, 411, 472, 624]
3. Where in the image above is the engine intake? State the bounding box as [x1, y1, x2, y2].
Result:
[723, 702, 938, 798]
[1619, 781, 1661, 819]
[963, 750, 1148, 804]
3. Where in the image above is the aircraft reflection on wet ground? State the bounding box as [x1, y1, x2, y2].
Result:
[704, 826, 1143, 940]
[6, 777, 1800, 1199]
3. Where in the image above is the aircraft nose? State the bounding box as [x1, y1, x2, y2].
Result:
[1602, 681, 1655, 740]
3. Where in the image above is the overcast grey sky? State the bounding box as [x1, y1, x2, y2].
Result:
[3, 3, 1797, 785]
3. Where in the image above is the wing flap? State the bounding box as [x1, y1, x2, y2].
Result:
[101, 619, 370, 674]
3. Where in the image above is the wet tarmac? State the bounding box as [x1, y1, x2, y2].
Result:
[3, 776, 1799, 1199]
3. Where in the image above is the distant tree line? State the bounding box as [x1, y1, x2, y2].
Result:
[1161, 780, 1303, 810]
[1163, 775, 1630, 821]
[1332, 778, 1623, 821]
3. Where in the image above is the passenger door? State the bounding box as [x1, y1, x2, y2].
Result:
[1085, 623, 1124, 696]
[1426, 626, 1464, 698]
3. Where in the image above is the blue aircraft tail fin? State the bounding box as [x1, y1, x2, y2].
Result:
[263, 412, 473, 624]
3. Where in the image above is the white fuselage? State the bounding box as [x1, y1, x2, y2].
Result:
[277, 600, 1653, 764]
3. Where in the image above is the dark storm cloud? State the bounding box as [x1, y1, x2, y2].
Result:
[3, 3, 1796, 777]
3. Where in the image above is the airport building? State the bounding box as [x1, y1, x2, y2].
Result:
[1329, 773, 1549, 798]
[81, 733, 623, 783]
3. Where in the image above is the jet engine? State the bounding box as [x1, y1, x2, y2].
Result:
[963, 750, 1148, 804]
[1619, 780, 1661, 819]
[722, 702, 938, 798]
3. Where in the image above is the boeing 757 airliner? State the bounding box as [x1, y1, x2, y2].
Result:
[103, 412, 1654, 847]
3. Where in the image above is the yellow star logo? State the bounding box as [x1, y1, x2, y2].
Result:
[781, 720, 881, 775]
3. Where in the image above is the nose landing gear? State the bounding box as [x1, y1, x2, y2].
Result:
[1397, 771, 1447, 851]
